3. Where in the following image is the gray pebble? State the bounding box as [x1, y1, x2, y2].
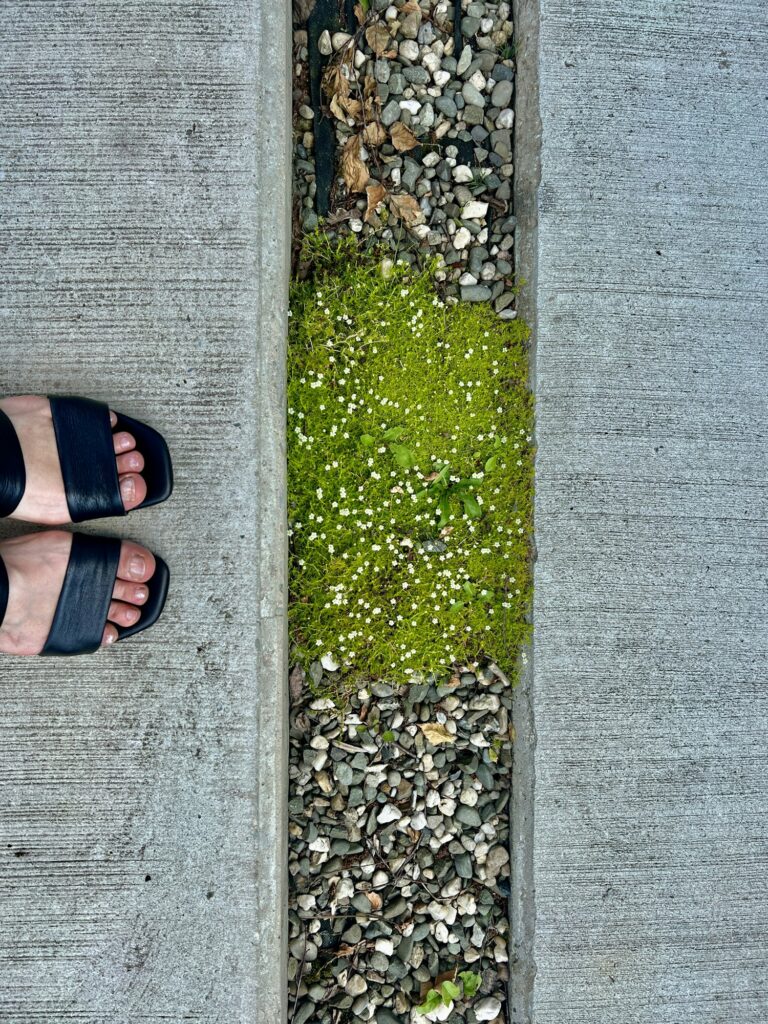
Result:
[381, 99, 401, 126]
[491, 79, 513, 108]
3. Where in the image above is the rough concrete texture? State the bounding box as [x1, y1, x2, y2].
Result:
[0, 2, 291, 1021]
[513, 1, 768, 1020]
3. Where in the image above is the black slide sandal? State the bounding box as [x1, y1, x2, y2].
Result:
[0, 533, 170, 656]
[0, 396, 173, 523]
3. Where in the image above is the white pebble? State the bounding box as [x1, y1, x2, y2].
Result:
[452, 164, 474, 183]
[453, 227, 472, 249]
[496, 107, 515, 129]
[308, 836, 330, 853]
[375, 937, 394, 956]
[318, 30, 332, 55]
[332, 31, 352, 51]
[433, 69, 451, 87]
[462, 200, 489, 219]
[470, 69, 486, 91]
[399, 99, 421, 115]
[377, 804, 401, 824]
[399, 40, 420, 62]
[475, 997, 503, 1021]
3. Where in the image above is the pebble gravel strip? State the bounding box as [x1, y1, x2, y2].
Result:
[290, 3, 518, 1021]
[288, 667, 513, 1023]
[293, 0, 518, 314]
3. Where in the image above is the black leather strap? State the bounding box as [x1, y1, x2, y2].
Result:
[41, 533, 122, 656]
[0, 409, 26, 518]
[0, 555, 8, 630]
[48, 397, 124, 523]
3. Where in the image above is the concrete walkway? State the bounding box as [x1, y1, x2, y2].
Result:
[0, 3, 290, 1021]
[514, 0, 768, 1020]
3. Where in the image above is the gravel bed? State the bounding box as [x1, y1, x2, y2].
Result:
[289, 4, 518, 1020]
[288, 665, 512, 1023]
[293, 0, 517, 315]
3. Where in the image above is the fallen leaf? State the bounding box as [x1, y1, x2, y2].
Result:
[365, 22, 392, 55]
[418, 723, 456, 746]
[353, 2, 366, 25]
[289, 665, 305, 702]
[390, 122, 419, 151]
[323, 62, 350, 100]
[329, 94, 347, 121]
[388, 192, 425, 227]
[366, 891, 383, 911]
[365, 181, 387, 221]
[401, 0, 421, 11]
[363, 121, 387, 147]
[340, 134, 369, 193]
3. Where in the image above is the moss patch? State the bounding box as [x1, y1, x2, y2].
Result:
[288, 236, 533, 687]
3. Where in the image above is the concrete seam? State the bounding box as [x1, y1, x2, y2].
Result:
[509, 0, 541, 1020]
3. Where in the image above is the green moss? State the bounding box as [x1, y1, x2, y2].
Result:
[288, 236, 533, 687]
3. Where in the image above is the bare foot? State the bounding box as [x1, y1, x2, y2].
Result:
[0, 531, 156, 655]
[0, 395, 147, 525]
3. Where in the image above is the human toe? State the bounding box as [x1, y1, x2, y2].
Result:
[113, 430, 137, 454]
[118, 541, 156, 583]
[102, 623, 119, 647]
[108, 600, 142, 627]
[116, 450, 145, 475]
[112, 579, 149, 605]
[119, 472, 147, 511]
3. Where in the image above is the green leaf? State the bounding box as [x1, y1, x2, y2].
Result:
[416, 990, 443, 1014]
[459, 970, 482, 998]
[441, 980, 461, 1004]
[484, 454, 498, 472]
[462, 582, 476, 598]
[381, 730, 395, 742]
[433, 463, 451, 487]
[390, 444, 416, 469]
[437, 496, 451, 528]
[383, 425, 405, 440]
[360, 434, 375, 446]
[449, 601, 465, 612]
[462, 494, 482, 518]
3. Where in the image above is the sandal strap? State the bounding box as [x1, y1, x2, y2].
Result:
[49, 396, 124, 522]
[41, 534, 121, 656]
[0, 555, 8, 630]
[0, 409, 26, 518]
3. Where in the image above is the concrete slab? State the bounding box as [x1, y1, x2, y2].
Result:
[514, 0, 768, 1020]
[0, 2, 290, 1021]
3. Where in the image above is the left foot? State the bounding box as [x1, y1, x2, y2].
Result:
[0, 395, 148, 525]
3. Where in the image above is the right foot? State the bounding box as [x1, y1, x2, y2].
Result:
[0, 531, 157, 655]
[0, 395, 148, 525]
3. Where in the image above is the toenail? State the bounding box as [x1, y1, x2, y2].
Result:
[130, 554, 146, 579]
[126, 608, 140, 624]
[105, 632, 116, 645]
[121, 477, 136, 503]
[136, 586, 148, 601]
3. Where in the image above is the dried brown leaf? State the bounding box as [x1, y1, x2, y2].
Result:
[418, 722, 456, 746]
[388, 192, 425, 227]
[340, 134, 369, 193]
[323, 62, 350, 100]
[341, 95, 363, 119]
[365, 182, 387, 222]
[366, 891, 383, 911]
[353, 2, 366, 25]
[363, 121, 387, 147]
[390, 122, 419, 152]
[365, 22, 392, 56]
